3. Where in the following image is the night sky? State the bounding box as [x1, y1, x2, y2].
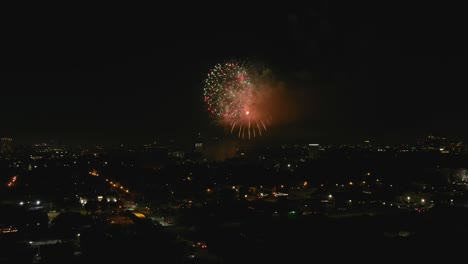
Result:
[1, 3, 466, 145]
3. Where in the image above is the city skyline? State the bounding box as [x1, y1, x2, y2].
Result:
[2, 3, 467, 263]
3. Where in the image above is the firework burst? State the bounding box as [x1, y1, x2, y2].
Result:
[203, 62, 270, 139]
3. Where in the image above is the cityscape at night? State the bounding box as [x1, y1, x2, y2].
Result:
[1, 2, 468, 263]
[1, 135, 468, 262]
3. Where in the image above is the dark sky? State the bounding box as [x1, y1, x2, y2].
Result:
[0, 3, 467, 145]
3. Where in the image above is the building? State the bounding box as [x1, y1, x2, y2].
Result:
[307, 144, 320, 160]
[363, 140, 371, 149]
[168, 150, 185, 159]
[418, 134, 465, 154]
[0, 138, 13, 155]
[195, 142, 203, 152]
[448, 142, 464, 154]
[420, 134, 447, 151]
[194, 133, 204, 153]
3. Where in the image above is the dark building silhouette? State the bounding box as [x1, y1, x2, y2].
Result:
[0, 137, 13, 155]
